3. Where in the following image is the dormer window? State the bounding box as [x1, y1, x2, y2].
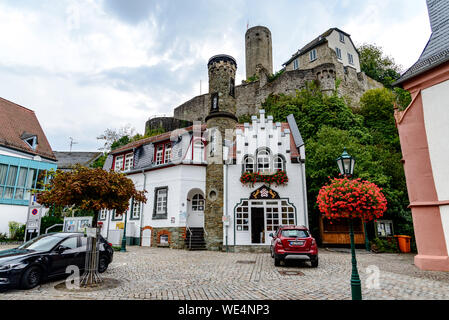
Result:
[21, 133, 38, 150]
[114, 155, 124, 172]
[124, 153, 134, 171]
[154, 142, 172, 165]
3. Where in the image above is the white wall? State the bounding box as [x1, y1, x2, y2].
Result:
[326, 30, 361, 72]
[422, 79, 449, 254]
[0, 204, 28, 236]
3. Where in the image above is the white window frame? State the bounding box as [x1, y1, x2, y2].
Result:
[309, 49, 317, 62]
[336, 47, 342, 60]
[348, 53, 354, 65]
[293, 58, 299, 70]
[124, 153, 134, 171]
[339, 32, 345, 43]
[274, 155, 285, 172]
[155, 144, 164, 165]
[114, 155, 124, 172]
[192, 194, 204, 211]
[99, 209, 107, 220]
[243, 156, 255, 173]
[164, 143, 171, 164]
[131, 200, 140, 219]
[156, 188, 167, 215]
[193, 139, 205, 163]
[257, 150, 271, 174]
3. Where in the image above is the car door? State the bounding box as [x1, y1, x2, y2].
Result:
[48, 236, 79, 277]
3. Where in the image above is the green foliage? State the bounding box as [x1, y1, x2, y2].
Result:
[8, 221, 24, 240]
[267, 69, 285, 83]
[358, 44, 401, 88]
[40, 216, 64, 234]
[0, 233, 8, 242]
[238, 114, 252, 124]
[244, 74, 259, 83]
[370, 237, 399, 253]
[262, 84, 412, 242]
[111, 135, 131, 151]
[143, 125, 166, 138]
[91, 153, 108, 169]
[393, 87, 412, 110]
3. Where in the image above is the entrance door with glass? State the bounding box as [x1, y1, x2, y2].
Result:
[187, 194, 205, 228]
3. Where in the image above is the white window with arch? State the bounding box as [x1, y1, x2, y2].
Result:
[257, 150, 271, 174]
[243, 156, 255, 173]
[192, 194, 204, 211]
[274, 155, 285, 172]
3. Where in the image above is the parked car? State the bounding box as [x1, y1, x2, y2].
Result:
[0, 232, 113, 291]
[270, 225, 318, 267]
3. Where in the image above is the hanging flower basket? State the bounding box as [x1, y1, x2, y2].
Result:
[240, 171, 288, 187]
[316, 177, 387, 222]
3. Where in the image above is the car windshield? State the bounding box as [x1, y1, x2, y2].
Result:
[17, 235, 63, 252]
[281, 229, 308, 238]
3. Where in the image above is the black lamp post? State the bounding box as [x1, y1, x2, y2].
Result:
[120, 199, 133, 252]
[336, 148, 362, 300]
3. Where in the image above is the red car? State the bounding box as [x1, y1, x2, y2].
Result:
[270, 225, 318, 267]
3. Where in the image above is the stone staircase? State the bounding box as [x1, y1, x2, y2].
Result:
[185, 227, 206, 250]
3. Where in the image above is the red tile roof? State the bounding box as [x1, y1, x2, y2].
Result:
[0, 97, 56, 161]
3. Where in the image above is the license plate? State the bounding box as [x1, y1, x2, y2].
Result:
[290, 241, 304, 246]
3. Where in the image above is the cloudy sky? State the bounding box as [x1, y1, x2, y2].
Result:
[0, 0, 431, 152]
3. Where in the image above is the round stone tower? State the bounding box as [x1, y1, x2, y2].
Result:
[245, 26, 273, 80]
[204, 54, 238, 251]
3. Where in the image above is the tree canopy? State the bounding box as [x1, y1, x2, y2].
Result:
[262, 84, 412, 241]
[37, 165, 147, 224]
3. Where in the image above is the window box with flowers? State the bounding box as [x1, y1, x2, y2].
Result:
[240, 171, 288, 187]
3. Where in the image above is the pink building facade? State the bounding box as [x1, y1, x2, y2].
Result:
[395, 0, 449, 271]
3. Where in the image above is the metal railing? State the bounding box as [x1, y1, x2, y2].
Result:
[45, 224, 64, 234]
[186, 226, 193, 249]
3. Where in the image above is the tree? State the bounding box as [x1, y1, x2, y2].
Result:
[36, 165, 147, 286]
[358, 44, 401, 88]
[262, 84, 412, 243]
[97, 125, 136, 153]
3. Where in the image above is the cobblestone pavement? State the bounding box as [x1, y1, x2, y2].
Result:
[1, 245, 449, 300]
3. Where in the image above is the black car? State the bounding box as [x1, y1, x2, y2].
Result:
[0, 232, 113, 291]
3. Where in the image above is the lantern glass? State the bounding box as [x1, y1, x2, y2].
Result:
[336, 148, 355, 177]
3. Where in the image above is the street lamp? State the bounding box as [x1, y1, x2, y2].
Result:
[336, 148, 362, 300]
[337, 148, 370, 251]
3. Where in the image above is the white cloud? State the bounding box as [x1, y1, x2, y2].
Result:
[0, 0, 434, 152]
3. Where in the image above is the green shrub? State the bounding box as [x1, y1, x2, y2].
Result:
[8, 221, 24, 240]
[0, 233, 8, 242]
[13, 225, 25, 241]
[370, 237, 399, 253]
[40, 216, 64, 234]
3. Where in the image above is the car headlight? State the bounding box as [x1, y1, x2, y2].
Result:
[0, 263, 27, 271]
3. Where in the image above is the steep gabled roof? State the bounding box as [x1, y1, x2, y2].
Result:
[283, 27, 355, 66]
[395, 0, 449, 86]
[0, 97, 56, 161]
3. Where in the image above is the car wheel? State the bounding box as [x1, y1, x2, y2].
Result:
[21, 266, 42, 289]
[98, 256, 109, 273]
[311, 256, 318, 268]
[274, 257, 281, 267]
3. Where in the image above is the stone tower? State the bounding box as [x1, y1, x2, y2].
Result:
[204, 54, 238, 251]
[245, 26, 273, 80]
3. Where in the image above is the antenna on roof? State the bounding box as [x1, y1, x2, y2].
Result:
[69, 137, 78, 152]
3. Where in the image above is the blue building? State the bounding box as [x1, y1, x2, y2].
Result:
[0, 97, 57, 236]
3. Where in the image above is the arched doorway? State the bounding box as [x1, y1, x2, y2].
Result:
[187, 189, 205, 228]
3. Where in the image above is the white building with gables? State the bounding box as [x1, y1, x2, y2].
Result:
[100, 54, 308, 252]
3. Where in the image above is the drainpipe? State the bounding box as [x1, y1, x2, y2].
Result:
[297, 156, 308, 228]
[139, 169, 147, 246]
[224, 162, 229, 252]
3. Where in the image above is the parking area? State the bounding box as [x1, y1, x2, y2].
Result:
[1, 245, 449, 300]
